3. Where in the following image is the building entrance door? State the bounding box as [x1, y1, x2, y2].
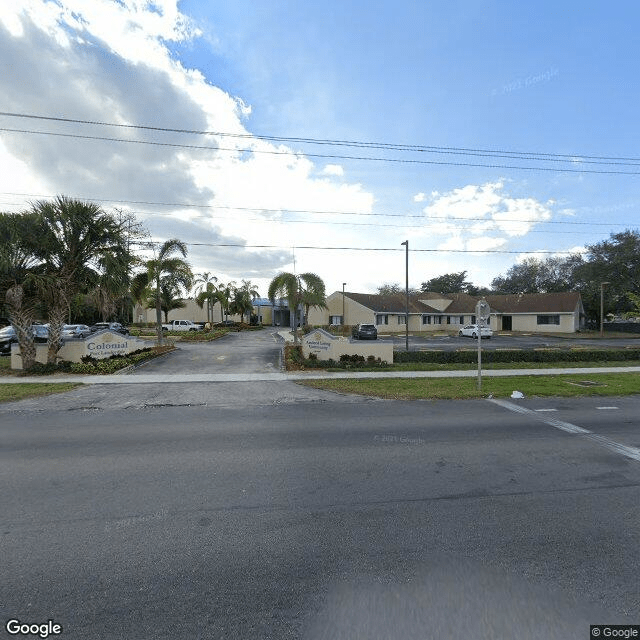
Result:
[502, 315, 512, 331]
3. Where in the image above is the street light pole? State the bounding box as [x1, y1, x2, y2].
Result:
[342, 282, 346, 330]
[600, 281, 610, 337]
[401, 240, 409, 352]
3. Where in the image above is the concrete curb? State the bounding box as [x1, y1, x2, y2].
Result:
[2, 366, 640, 385]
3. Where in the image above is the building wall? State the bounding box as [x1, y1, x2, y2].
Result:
[494, 313, 578, 333]
[299, 292, 582, 334]
[308, 292, 375, 326]
[134, 299, 241, 324]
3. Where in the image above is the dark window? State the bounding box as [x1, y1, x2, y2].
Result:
[422, 315, 431, 325]
[376, 314, 388, 325]
[537, 315, 560, 325]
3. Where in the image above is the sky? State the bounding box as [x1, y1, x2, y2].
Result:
[1, 0, 639, 298]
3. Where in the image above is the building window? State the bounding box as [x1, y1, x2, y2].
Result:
[537, 314, 560, 325]
[376, 314, 389, 325]
[398, 314, 407, 325]
[434, 316, 443, 324]
[330, 315, 343, 325]
[460, 316, 464, 324]
[422, 315, 431, 325]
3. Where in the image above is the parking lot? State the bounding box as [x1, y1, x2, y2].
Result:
[381, 332, 640, 351]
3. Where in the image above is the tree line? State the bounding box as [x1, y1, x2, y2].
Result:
[377, 230, 640, 323]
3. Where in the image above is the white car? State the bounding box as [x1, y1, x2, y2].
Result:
[458, 324, 493, 339]
[61, 324, 92, 339]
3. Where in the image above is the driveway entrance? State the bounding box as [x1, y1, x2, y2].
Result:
[131, 328, 283, 375]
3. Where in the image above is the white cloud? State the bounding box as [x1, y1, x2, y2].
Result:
[322, 164, 344, 176]
[413, 192, 425, 202]
[0, 0, 376, 292]
[421, 180, 553, 251]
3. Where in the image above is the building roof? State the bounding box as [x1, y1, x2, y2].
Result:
[485, 292, 583, 314]
[344, 292, 439, 314]
[337, 290, 583, 315]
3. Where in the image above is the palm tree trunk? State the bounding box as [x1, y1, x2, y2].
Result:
[46, 301, 67, 364]
[155, 276, 163, 345]
[5, 285, 37, 370]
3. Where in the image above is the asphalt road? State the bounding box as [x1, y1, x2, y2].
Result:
[2, 391, 639, 639]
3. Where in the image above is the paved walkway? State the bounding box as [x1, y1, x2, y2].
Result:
[3, 366, 640, 384]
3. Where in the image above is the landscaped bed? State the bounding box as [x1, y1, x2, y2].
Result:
[0, 345, 175, 377]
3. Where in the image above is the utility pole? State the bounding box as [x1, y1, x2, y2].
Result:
[401, 240, 409, 352]
[600, 281, 610, 337]
[342, 282, 346, 329]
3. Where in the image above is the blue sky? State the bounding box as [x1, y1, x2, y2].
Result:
[0, 1, 638, 295]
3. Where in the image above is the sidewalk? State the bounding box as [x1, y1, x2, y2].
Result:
[2, 366, 640, 384]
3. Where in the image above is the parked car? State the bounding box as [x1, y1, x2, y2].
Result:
[161, 319, 201, 332]
[0, 324, 49, 355]
[352, 323, 378, 340]
[90, 322, 129, 335]
[61, 324, 92, 339]
[458, 324, 493, 339]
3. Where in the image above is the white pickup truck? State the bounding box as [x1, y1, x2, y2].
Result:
[161, 320, 203, 332]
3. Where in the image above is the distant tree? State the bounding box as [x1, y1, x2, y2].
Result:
[573, 230, 640, 322]
[193, 272, 218, 325]
[130, 238, 192, 343]
[421, 271, 478, 295]
[268, 272, 326, 342]
[229, 280, 259, 324]
[377, 282, 418, 296]
[215, 281, 236, 323]
[491, 256, 578, 295]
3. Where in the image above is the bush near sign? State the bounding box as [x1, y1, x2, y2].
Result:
[11, 330, 149, 369]
[301, 328, 393, 362]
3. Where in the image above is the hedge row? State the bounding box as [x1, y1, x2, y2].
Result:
[20, 346, 174, 375]
[393, 348, 640, 364]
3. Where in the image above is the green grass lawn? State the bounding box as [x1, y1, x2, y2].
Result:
[0, 382, 82, 403]
[299, 372, 640, 400]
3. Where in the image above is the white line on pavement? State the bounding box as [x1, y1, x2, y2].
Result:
[488, 398, 640, 463]
[596, 406, 619, 410]
[535, 408, 558, 412]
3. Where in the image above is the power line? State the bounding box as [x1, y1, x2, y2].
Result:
[0, 192, 633, 227]
[2, 110, 640, 163]
[2, 126, 640, 175]
[130, 240, 579, 255]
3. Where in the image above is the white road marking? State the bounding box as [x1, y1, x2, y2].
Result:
[596, 406, 619, 410]
[535, 408, 558, 412]
[488, 398, 640, 462]
[216, 356, 226, 360]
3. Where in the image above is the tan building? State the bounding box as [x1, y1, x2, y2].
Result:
[133, 297, 290, 326]
[308, 291, 585, 334]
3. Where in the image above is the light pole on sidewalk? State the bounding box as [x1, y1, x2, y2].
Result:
[401, 240, 409, 352]
[342, 282, 346, 329]
[600, 281, 610, 337]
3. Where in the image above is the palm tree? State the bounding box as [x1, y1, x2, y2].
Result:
[28, 196, 134, 363]
[130, 239, 192, 344]
[230, 280, 259, 324]
[216, 281, 236, 323]
[193, 272, 218, 324]
[1, 213, 40, 368]
[268, 272, 326, 343]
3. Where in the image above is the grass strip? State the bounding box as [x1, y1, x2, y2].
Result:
[299, 372, 640, 400]
[0, 382, 82, 403]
